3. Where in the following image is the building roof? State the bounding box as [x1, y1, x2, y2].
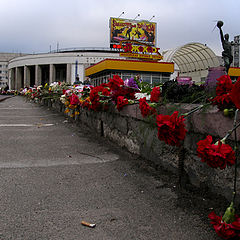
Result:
[162, 42, 220, 73]
[229, 67, 240, 76]
[85, 59, 174, 77]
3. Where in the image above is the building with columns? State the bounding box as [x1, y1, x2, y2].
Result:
[8, 48, 122, 90]
[233, 35, 240, 67]
[8, 42, 240, 90]
[0, 53, 24, 88]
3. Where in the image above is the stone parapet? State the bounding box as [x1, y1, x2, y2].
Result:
[39, 97, 240, 202]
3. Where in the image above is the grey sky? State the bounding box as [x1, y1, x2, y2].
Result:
[0, 0, 239, 56]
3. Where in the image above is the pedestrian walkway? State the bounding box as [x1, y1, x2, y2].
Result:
[0, 96, 219, 240]
[0, 95, 12, 102]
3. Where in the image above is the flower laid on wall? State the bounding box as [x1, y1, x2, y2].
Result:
[139, 97, 156, 118]
[150, 86, 161, 103]
[197, 135, 235, 170]
[156, 111, 187, 147]
[20, 73, 240, 240]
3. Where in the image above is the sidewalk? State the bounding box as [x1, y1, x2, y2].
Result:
[0, 96, 222, 240]
[0, 94, 13, 102]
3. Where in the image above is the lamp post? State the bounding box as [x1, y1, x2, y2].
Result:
[133, 14, 140, 20]
[118, 12, 124, 18]
[75, 60, 78, 81]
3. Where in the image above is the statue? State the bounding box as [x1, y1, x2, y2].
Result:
[217, 21, 233, 74]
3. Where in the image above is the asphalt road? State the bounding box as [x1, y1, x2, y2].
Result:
[0, 96, 222, 240]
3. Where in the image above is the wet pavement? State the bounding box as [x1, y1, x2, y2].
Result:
[0, 96, 222, 240]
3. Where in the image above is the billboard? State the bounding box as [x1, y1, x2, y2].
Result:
[110, 17, 156, 47]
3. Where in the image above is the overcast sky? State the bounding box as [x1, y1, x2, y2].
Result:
[0, 0, 239, 56]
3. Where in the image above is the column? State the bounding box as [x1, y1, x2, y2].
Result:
[24, 66, 30, 87]
[49, 64, 56, 84]
[9, 68, 15, 90]
[35, 65, 41, 86]
[15, 67, 21, 90]
[66, 64, 72, 84]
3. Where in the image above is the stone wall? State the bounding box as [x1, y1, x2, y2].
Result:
[41, 97, 240, 202]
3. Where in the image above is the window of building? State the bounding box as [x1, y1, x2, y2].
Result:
[142, 74, 151, 83]
[152, 74, 161, 86]
[122, 73, 131, 80]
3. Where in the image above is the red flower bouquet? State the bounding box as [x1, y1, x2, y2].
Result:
[197, 135, 235, 169]
[116, 96, 129, 111]
[139, 97, 156, 118]
[231, 76, 240, 109]
[216, 75, 233, 96]
[108, 75, 124, 91]
[156, 111, 187, 146]
[150, 86, 161, 103]
[69, 93, 79, 105]
[210, 75, 234, 110]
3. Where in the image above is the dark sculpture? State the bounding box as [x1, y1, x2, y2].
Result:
[217, 21, 233, 74]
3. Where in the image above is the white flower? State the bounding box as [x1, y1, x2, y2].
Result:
[134, 92, 150, 100]
[60, 95, 66, 104]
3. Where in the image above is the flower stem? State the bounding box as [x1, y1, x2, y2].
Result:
[233, 109, 239, 205]
[222, 117, 240, 142]
[182, 103, 211, 118]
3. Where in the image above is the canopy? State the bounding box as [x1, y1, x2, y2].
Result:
[163, 42, 220, 74]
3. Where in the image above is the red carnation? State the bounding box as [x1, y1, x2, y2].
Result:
[156, 111, 187, 146]
[150, 86, 161, 103]
[111, 87, 138, 102]
[116, 96, 129, 111]
[210, 75, 235, 110]
[89, 85, 107, 111]
[69, 93, 79, 105]
[210, 93, 233, 110]
[139, 97, 156, 117]
[216, 75, 233, 96]
[102, 88, 110, 96]
[83, 99, 91, 109]
[108, 75, 124, 91]
[209, 212, 240, 239]
[197, 135, 235, 169]
[230, 76, 240, 109]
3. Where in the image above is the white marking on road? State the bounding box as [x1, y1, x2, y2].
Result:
[0, 153, 119, 168]
[0, 114, 59, 118]
[0, 108, 39, 109]
[0, 123, 54, 127]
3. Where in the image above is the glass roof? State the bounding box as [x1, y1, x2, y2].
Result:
[163, 42, 220, 73]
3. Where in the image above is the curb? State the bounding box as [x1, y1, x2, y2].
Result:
[0, 96, 13, 102]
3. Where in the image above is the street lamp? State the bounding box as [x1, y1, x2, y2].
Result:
[133, 14, 140, 20]
[118, 12, 125, 18]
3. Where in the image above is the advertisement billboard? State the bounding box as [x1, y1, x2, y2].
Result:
[110, 17, 157, 47]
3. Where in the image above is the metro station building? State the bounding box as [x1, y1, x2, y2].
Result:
[8, 41, 240, 90]
[6, 16, 240, 90]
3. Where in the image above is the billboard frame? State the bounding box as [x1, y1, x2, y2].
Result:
[109, 17, 157, 47]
